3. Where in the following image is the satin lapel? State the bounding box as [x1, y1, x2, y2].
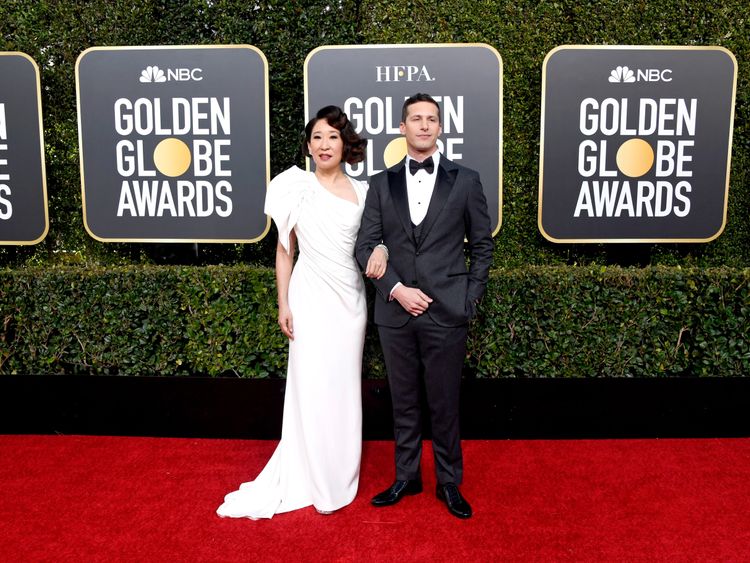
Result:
[388, 161, 416, 246]
[417, 162, 457, 248]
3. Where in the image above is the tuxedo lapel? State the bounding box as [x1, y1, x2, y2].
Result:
[388, 160, 417, 246]
[417, 161, 457, 248]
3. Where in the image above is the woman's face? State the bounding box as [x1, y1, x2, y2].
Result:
[308, 119, 344, 172]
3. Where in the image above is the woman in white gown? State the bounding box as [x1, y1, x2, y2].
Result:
[217, 106, 387, 519]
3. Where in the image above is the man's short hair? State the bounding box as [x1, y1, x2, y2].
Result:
[401, 93, 441, 124]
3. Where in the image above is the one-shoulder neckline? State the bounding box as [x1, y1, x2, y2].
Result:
[313, 174, 362, 207]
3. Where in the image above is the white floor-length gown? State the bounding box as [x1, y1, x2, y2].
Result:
[217, 166, 367, 519]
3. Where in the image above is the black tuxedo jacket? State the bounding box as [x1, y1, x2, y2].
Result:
[356, 156, 493, 328]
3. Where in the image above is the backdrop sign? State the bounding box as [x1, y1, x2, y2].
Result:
[539, 46, 737, 243]
[305, 44, 503, 234]
[0, 52, 48, 245]
[76, 45, 269, 242]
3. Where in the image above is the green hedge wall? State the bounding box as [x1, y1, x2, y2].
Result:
[0, 266, 285, 376]
[1, 1, 749, 377]
[0, 0, 748, 268]
[477, 266, 750, 377]
[360, 0, 750, 269]
[1, 266, 748, 377]
[0, 0, 362, 267]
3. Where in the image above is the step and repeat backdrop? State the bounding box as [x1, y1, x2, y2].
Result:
[0, 43, 738, 245]
[305, 44, 503, 235]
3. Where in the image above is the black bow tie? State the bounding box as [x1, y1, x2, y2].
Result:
[409, 156, 434, 175]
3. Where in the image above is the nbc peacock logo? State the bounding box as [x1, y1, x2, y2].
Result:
[138, 65, 203, 83]
[139, 65, 166, 83]
[608, 66, 636, 83]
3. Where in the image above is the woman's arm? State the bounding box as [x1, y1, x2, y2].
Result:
[275, 229, 296, 340]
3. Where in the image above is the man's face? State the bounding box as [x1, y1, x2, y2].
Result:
[399, 101, 442, 157]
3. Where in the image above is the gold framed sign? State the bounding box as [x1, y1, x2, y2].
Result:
[76, 45, 270, 243]
[0, 52, 48, 245]
[305, 43, 503, 235]
[539, 46, 737, 243]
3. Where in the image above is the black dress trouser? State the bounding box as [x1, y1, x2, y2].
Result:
[378, 313, 468, 485]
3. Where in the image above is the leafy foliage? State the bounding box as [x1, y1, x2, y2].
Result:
[471, 266, 750, 377]
[1, 266, 747, 377]
[0, 1, 748, 377]
[0, 1, 748, 267]
[0, 0, 360, 267]
[0, 266, 285, 376]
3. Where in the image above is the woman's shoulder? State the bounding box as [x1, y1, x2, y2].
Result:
[264, 166, 316, 216]
[270, 166, 315, 190]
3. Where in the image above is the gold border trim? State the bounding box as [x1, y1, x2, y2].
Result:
[75, 44, 271, 243]
[538, 45, 738, 244]
[304, 43, 503, 236]
[0, 52, 49, 245]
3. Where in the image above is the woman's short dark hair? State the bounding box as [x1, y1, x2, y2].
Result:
[302, 105, 367, 165]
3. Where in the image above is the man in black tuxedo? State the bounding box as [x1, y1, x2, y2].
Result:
[356, 93, 493, 518]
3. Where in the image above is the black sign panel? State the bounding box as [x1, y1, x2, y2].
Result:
[0, 52, 48, 245]
[305, 44, 503, 234]
[539, 46, 737, 243]
[76, 45, 269, 242]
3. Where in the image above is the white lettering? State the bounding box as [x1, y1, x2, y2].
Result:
[655, 181, 673, 217]
[443, 96, 464, 134]
[364, 97, 384, 134]
[638, 99, 658, 135]
[117, 180, 135, 216]
[0, 103, 6, 139]
[345, 96, 463, 136]
[114, 98, 133, 135]
[114, 97, 230, 136]
[614, 182, 635, 217]
[580, 98, 598, 135]
[574, 180, 692, 218]
[674, 181, 691, 217]
[0, 184, 11, 220]
[578, 140, 597, 177]
[579, 97, 697, 137]
[116, 140, 136, 176]
[215, 181, 233, 217]
[157, 181, 177, 216]
[177, 180, 196, 217]
[637, 181, 655, 217]
[0, 137, 8, 182]
[117, 179, 234, 217]
[574, 181, 593, 217]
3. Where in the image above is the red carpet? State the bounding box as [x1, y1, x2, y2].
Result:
[1, 436, 749, 561]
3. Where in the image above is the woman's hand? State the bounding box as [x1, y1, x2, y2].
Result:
[278, 303, 294, 340]
[366, 246, 388, 279]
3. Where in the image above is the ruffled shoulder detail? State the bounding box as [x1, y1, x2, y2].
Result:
[263, 166, 316, 252]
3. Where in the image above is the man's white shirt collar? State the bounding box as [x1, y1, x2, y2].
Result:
[405, 150, 441, 226]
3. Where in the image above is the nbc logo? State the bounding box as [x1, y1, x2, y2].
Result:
[140, 66, 166, 83]
[138, 65, 203, 83]
[608, 66, 636, 83]
[608, 66, 673, 83]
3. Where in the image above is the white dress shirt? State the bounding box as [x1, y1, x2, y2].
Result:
[405, 150, 440, 225]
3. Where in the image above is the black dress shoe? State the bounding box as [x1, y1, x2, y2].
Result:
[371, 479, 423, 506]
[436, 483, 472, 519]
